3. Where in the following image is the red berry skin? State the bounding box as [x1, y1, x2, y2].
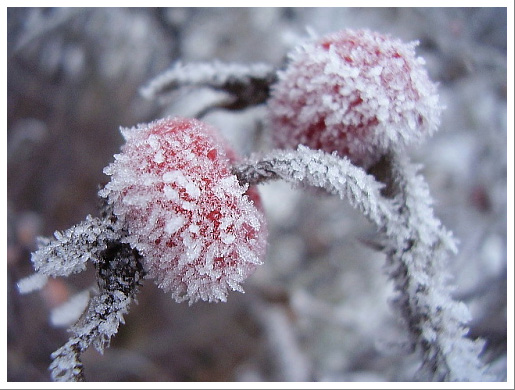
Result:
[268, 29, 442, 168]
[99, 117, 267, 303]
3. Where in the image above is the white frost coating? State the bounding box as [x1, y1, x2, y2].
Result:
[162, 170, 180, 182]
[147, 134, 159, 149]
[163, 170, 201, 199]
[153, 150, 164, 163]
[101, 117, 267, 304]
[379, 156, 492, 381]
[29, 215, 122, 278]
[164, 215, 185, 234]
[22, 207, 140, 381]
[188, 224, 200, 234]
[163, 185, 180, 201]
[50, 289, 134, 381]
[221, 233, 236, 245]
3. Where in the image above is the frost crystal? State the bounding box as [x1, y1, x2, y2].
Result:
[268, 29, 442, 167]
[99, 117, 267, 304]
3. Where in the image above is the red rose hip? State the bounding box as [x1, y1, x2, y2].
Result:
[267, 28, 442, 167]
[99, 117, 267, 303]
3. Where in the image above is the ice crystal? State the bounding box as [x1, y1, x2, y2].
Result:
[16, 272, 49, 294]
[99, 117, 267, 304]
[267, 29, 442, 167]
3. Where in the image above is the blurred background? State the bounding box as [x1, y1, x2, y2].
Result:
[7, 7, 508, 382]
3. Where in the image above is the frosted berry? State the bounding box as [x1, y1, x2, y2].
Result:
[267, 29, 442, 167]
[99, 117, 267, 304]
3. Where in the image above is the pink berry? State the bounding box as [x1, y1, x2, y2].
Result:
[268, 29, 442, 167]
[99, 117, 267, 303]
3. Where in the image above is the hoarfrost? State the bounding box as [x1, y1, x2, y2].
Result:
[164, 215, 186, 235]
[27, 215, 123, 280]
[13, 17, 502, 382]
[163, 170, 201, 199]
[33, 234, 145, 381]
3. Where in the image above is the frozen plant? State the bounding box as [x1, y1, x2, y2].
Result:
[19, 117, 267, 381]
[19, 28, 494, 381]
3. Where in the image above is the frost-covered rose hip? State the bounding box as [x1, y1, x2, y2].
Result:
[268, 28, 442, 167]
[99, 117, 267, 304]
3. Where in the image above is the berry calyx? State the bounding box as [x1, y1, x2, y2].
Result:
[99, 117, 267, 304]
[268, 28, 442, 167]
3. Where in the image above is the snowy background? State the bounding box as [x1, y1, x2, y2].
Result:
[7, 8, 508, 382]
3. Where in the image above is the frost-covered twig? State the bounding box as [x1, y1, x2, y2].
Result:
[384, 155, 491, 381]
[233, 145, 394, 228]
[29, 215, 122, 279]
[19, 118, 268, 381]
[233, 146, 492, 381]
[17, 213, 123, 294]
[50, 240, 144, 381]
[18, 205, 146, 381]
[140, 61, 277, 112]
